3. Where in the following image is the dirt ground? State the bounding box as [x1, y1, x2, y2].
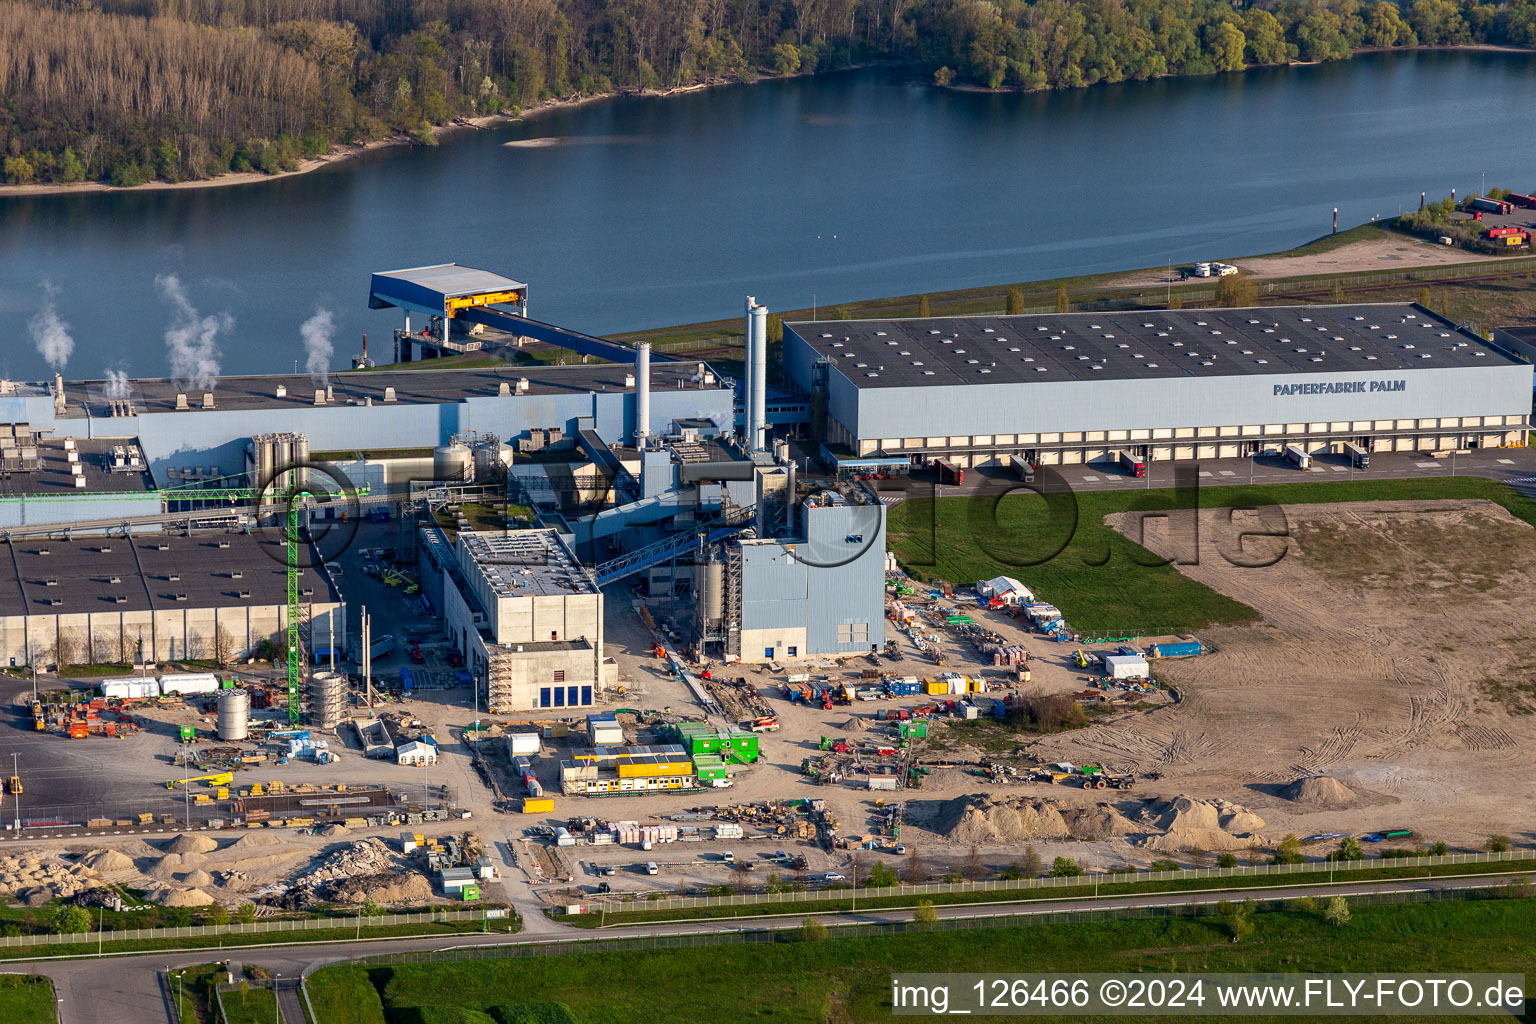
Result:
[1025, 498, 1536, 852]
[1107, 234, 1502, 290]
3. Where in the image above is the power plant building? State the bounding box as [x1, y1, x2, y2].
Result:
[784, 303, 1533, 467]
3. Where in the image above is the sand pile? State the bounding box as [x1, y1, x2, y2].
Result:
[1281, 776, 1357, 809]
[0, 854, 102, 903]
[180, 869, 215, 888]
[80, 849, 135, 874]
[329, 872, 432, 904]
[164, 834, 218, 856]
[1060, 804, 1138, 838]
[1137, 796, 1268, 853]
[154, 887, 215, 907]
[228, 832, 288, 851]
[937, 795, 1071, 842]
[318, 824, 350, 838]
[296, 838, 399, 887]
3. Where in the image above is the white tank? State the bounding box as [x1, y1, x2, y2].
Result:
[705, 561, 725, 622]
[216, 688, 250, 741]
[434, 443, 473, 483]
[472, 441, 514, 479]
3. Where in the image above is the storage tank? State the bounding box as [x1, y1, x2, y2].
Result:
[472, 441, 513, 480]
[704, 561, 725, 622]
[434, 443, 473, 484]
[217, 688, 250, 741]
[293, 433, 310, 492]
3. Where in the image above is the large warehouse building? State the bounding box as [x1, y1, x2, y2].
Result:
[785, 303, 1533, 467]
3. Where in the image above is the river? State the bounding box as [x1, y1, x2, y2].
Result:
[4, 51, 1536, 381]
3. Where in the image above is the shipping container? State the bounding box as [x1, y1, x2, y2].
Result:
[1502, 232, 1529, 246]
[1283, 444, 1311, 470]
[522, 797, 554, 813]
[1148, 640, 1203, 659]
[1486, 226, 1524, 238]
[868, 776, 900, 791]
[934, 459, 963, 485]
[1118, 450, 1146, 477]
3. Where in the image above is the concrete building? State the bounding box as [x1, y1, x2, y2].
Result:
[784, 303, 1533, 468]
[0, 530, 342, 667]
[731, 482, 887, 662]
[434, 527, 607, 713]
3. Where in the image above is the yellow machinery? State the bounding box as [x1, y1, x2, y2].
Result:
[164, 771, 234, 790]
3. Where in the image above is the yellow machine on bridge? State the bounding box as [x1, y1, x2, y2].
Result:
[164, 771, 234, 790]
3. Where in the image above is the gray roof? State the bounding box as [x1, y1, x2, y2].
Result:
[369, 264, 527, 313]
[0, 438, 154, 496]
[458, 529, 596, 598]
[63, 363, 717, 417]
[0, 531, 336, 617]
[788, 304, 1520, 389]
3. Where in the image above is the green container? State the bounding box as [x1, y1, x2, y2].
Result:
[179, 725, 195, 743]
[687, 734, 722, 755]
[722, 732, 760, 763]
[461, 885, 480, 901]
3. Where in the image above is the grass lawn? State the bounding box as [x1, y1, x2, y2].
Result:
[219, 984, 282, 1024]
[887, 476, 1536, 635]
[0, 975, 57, 1024]
[171, 964, 224, 1024]
[311, 896, 1536, 1024]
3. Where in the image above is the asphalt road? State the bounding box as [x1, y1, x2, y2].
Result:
[24, 870, 1534, 1023]
[879, 446, 1536, 502]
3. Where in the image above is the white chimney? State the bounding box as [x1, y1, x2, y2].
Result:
[52, 373, 65, 414]
[750, 301, 768, 452]
[325, 384, 335, 403]
[634, 342, 652, 447]
[743, 296, 755, 446]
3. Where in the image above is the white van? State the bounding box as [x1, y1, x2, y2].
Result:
[645, 861, 659, 875]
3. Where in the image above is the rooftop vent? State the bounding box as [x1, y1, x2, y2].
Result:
[276, 384, 288, 398]
[313, 389, 326, 406]
[175, 393, 189, 410]
[383, 386, 397, 402]
[202, 393, 215, 409]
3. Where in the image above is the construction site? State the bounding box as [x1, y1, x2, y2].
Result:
[0, 274, 1524, 920]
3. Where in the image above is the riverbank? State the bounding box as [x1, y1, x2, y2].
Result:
[0, 79, 738, 198]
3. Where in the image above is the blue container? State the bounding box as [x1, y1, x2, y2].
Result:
[1151, 641, 1203, 658]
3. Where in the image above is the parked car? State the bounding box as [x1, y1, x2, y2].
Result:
[823, 872, 846, 882]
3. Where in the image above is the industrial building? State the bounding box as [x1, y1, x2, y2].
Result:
[0, 530, 342, 667]
[431, 527, 609, 714]
[784, 303, 1533, 468]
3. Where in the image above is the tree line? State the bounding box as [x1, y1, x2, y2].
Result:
[2, 0, 1534, 187]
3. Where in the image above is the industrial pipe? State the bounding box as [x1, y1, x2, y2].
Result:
[751, 302, 768, 452]
[743, 296, 756, 449]
[635, 342, 652, 446]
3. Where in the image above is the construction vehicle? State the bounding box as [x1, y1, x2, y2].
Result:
[747, 716, 779, 733]
[5, 776, 18, 796]
[165, 771, 234, 790]
[1072, 650, 1092, 668]
[409, 642, 425, 665]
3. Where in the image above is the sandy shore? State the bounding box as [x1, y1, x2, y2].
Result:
[0, 82, 722, 198]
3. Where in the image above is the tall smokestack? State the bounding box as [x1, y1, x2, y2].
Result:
[743, 296, 755, 448]
[751, 302, 768, 452]
[634, 342, 652, 446]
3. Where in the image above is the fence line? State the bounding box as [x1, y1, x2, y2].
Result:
[589, 849, 1536, 914]
[0, 906, 494, 951]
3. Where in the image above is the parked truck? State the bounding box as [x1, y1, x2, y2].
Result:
[1283, 444, 1311, 470]
[1471, 196, 1514, 215]
[935, 459, 964, 485]
[1119, 450, 1146, 478]
[1506, 192, 1536, 209]
[1009, 454, 1036, 483]
[1341, 441, 1369, 469]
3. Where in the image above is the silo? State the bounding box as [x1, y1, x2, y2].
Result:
[293, 433, 310, 493]
[434, 442, 473, 483]
[472, 439, 511, 480]
[275, 434, 294, 495]
[705, 561, 725, 623]
[217, 688, 250, 741]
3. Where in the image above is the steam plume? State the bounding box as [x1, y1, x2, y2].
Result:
[301, 308, 336, 386]
[103, 368, 131, 401]
[29, 282, 75, 372]
[155, 273, 229, 391]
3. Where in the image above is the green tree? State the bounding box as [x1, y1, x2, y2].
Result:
[236, 903, 257, 925]
[1486, 835, 1511, 853]
[1006, 287, 1026, 315]
[205, 903, 229, 926]
[1428, 841, 1449, 856]
[1050, 856, 1083, 878]
[1330, 281, 1345, 303]
[1054, 283, 1070, 313]
[1216, 852, 1238, 868]
[1323, 896, 1352, 926]
[766, 872, 790, 894]
[917, 295, 931, 317]
[1243, 9, 1291, 65]
[1418, 287, 1433, 309]
[933, 66, 955, 87]
[1293, 895, 1318, 913]
[866, 862, 899, 888]
[767, 314, 784, 344]
[771, 42, 801, 76]
[1272, 834, 1305, 865]
[361, 897, 387, 917]
[56, 147, 85, 183]
[835, 305, 852, 320]
[1328, 836, 1365, 862]
[1205, 20, 1247, 72]
[48, 905, 91, 935]
[913, 900, 938, 926]
[3, 156, 36, 185]
[1366, 1, 1418, 45]
[1023, 845, 1042, 878]
[1148, 859, 1182, 872]
[1215, 273, 1256, 307]
[801, 917, 827, 941]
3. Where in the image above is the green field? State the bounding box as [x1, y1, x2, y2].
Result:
[0, 975, 57, 1024]
[219, 985, 283, 1024]
[310, 895, 1536, 1024]
[887, 476, 1536, 635]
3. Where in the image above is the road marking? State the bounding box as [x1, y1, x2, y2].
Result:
[1081, 475, 1100, 482]
[1198, 471, 1213, 477]
[1329, 466, 1347, 472]
[1507, 475, 1536, 484]
[1218, 470, 1236, 477]
[1413, 461, 1439, 468]
[1498, 458, 1515, 464]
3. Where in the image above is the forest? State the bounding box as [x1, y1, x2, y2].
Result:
[2, 0, 1534, 187]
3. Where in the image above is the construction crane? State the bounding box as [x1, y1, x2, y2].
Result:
[163, 771, 234, 790]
